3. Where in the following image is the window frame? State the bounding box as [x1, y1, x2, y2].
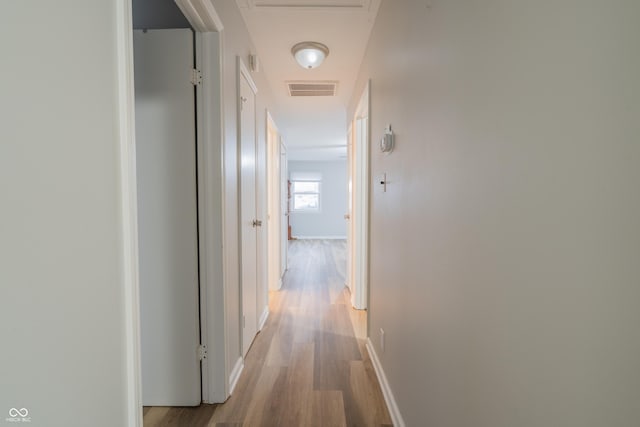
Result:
[291, 179, 322, 213]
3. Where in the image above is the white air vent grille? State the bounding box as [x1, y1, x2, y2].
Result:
[287, 81, 338, 97]
[249, 0, 368, 9]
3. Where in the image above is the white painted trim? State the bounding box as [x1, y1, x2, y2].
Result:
[116, 0, 142, 425]
[280, 142, 289, 276]
[172, 0, 229, 404]
[266, 111, 280, 133]
[293, 236, 347, 240]
[175, 0, 224, 32]
[266, 111, 282, 293]
[218, 31, 233, 401]
[364, 80, 371, 315]
[351, 82, 370, 311]
[238, 57, 258, 94]
[366, 338, 406, 427]
[346, 123, 353, 297]
[195, 31, 210, 405]
[228, 356, 244, 396]
[258, 306, 270, 331]
[195, 31, 228, 404]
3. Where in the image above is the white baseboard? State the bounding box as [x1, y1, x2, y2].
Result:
[258, 306, 269, 331]
[206, 389, 227, 404]
[366, 338, 406, 427]
[294, 236, 346, 240]
[228, 356, 244, 396]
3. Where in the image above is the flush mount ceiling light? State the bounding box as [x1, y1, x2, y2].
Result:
[291, 42, 330, 69]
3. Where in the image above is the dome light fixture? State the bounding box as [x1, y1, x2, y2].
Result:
[291, 42, 330, 69]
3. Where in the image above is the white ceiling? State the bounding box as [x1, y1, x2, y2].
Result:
[236, 0, 380, 161]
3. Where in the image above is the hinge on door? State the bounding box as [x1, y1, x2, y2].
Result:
[198, 344, 208, 361]
[190, 68, 202, 86]
[243, 315, 246, 329]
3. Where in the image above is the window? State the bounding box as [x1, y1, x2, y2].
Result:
[292, 180, 321, 211]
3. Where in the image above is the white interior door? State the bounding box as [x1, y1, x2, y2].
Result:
[280, 142, 288, 276]
[134, 29, 201, 406]
[346, 124, 354, 294]
[239, 62, 259, 357]
[267, 115, 281, 291]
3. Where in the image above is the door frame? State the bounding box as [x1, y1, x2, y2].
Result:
[266, 111, 283, 292]
[114, 1, 142, 424]
[194, 30, 227, 404]
[349, 82, 371, 311]
[280, 141, 288, 277]
[115, 0, 228, 424]
[346, 122, 354, 296]
[176, 0, 228, 405]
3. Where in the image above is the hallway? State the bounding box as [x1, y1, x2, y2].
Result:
[144, 239, 391, 426]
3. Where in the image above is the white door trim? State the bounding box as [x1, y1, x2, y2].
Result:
[351, 82, 370, 311]
[181, 2, 229, 405]
[238, 57, 259, 94]
[280, 141, 288, 278]
[266, 111, 282, 292]
[195, 31, 228, 404]
[115, 0, 142, 425]
[346, 122, 354, 295]
[175, 0, 224, 32]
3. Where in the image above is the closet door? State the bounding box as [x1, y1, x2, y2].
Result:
[134, 29, 201, 406]
[239, 60, 259, 357]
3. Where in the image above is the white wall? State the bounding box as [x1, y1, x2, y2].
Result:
[289, 160, 347, 239]
[351, 1, 640, 426]
[0, 1, 133, 426]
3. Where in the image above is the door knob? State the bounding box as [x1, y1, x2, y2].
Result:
[344, 214, 350, 220]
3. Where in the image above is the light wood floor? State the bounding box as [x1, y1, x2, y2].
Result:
[144, 239, 392, 426]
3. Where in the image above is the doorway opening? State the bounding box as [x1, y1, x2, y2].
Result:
[266, 112, 287, 294]
[348, 82, 370, 314]
[131, 0, 228, 413]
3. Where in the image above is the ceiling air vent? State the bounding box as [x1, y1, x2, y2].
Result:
[249, 0, 368, 9]
[287, 81, 338, 97]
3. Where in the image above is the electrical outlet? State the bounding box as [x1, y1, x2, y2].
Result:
[380, 328, 385, 352]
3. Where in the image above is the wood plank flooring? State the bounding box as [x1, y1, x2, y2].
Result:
[144, 239, 392, 426]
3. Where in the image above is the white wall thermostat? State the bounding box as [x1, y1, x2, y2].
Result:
[380, 125, 394, 153]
